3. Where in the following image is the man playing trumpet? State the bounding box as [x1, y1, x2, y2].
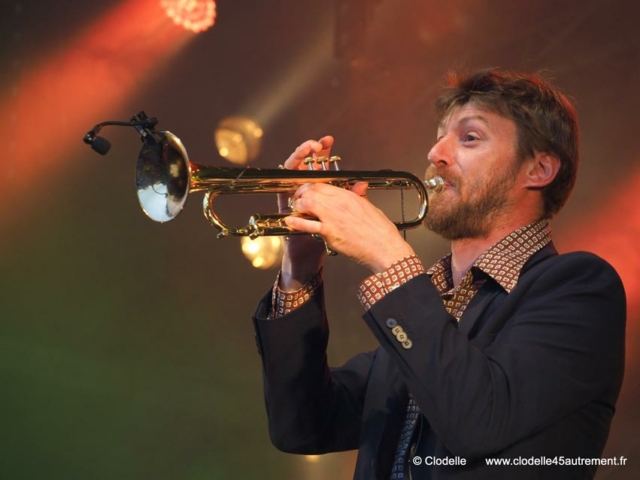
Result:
[251, 69, 626, 479]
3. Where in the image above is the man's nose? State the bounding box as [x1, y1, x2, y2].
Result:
[427, 136, 454, 167]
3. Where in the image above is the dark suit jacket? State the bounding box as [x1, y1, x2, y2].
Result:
[252, 243, 626, 479]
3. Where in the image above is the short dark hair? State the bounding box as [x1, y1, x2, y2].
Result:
[435, 69, 579, 218]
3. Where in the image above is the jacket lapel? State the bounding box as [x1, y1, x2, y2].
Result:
[457, 242, 558, 337]
[457, 280, 504, 337]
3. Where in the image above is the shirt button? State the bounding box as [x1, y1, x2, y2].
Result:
[402, 340, 413, 350]
[386, 318, 398, 328]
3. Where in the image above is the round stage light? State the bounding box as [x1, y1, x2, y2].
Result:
[161, 0, 216, 33]
[240, 236, 284, 270]
[214, 116, 264, 165]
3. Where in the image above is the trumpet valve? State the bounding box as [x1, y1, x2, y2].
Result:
[316, 156, 329, 170]
[329, 156, 341, 171]
[303, 157, 315, 170]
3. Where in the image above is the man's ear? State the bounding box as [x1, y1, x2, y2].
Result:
[522, 152, 560, 188]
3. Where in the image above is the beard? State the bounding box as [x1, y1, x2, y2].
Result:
[425, 164, 519, 241]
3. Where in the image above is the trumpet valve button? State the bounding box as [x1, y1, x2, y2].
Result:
[329, 156, 341, 170]
[303, 157, 315, 170]
[316, 156, 329, 170]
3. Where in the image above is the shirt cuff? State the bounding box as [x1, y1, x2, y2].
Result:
[357, 255, 425, 310]
[270, 269, 323, 318]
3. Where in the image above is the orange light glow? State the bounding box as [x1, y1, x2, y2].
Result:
[0, 0, 193, 225]
[558, 167, 640, 360]
[161, 0, 216, 33]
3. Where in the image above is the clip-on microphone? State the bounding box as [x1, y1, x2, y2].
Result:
[82, 111, 160, 155]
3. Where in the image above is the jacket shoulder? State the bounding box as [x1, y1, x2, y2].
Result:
[519, 246, 626, 308]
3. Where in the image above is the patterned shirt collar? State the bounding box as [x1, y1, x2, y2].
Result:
[427, 220, 552, 293]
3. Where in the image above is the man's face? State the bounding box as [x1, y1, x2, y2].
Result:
[425, 103, 523, 240]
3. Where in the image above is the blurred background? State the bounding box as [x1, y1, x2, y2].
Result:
[1, 0, 639, 478]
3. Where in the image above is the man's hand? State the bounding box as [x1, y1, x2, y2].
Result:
[277, 136, 334, 292]
[285, 176, 415, 274]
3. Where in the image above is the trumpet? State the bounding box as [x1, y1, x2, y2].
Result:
[84, 112, 444, 243]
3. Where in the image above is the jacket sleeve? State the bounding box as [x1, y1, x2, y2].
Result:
[253, 285, 376, 454]
[361, 252, 626, 459]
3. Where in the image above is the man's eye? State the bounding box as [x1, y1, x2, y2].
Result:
[462, 134, 478, 142]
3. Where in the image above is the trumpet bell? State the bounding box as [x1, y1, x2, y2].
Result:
[136, 131, 190, 222]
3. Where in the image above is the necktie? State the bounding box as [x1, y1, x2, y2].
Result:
[389, 394, 420, 479]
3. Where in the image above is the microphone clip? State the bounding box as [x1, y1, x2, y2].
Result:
[83, 111, 160, 156]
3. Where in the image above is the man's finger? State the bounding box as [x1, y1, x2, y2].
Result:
[351, 181, 369, 197]
[284, 215, 322, 235]
[284, 137, 334, 171]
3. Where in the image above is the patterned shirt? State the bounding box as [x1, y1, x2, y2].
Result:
[358, 219, 551, 313]
[271, 220, 551, 321]
[270, 269, 323, 318]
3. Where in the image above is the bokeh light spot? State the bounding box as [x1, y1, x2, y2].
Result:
[161, 0, 216, 33]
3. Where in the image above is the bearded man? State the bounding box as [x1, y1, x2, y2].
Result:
[251, 69, 626, 479]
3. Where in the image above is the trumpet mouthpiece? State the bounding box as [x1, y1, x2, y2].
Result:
[425, 176, 445, 193]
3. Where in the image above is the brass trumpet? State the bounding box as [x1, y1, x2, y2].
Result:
[83, 112, 444, 241]
[135, 130, 444, 240]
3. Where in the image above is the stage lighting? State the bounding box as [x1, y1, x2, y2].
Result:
[161, 0, 216, 33]
[214, 116, 264, 165]
[240, 236, 284, 270]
